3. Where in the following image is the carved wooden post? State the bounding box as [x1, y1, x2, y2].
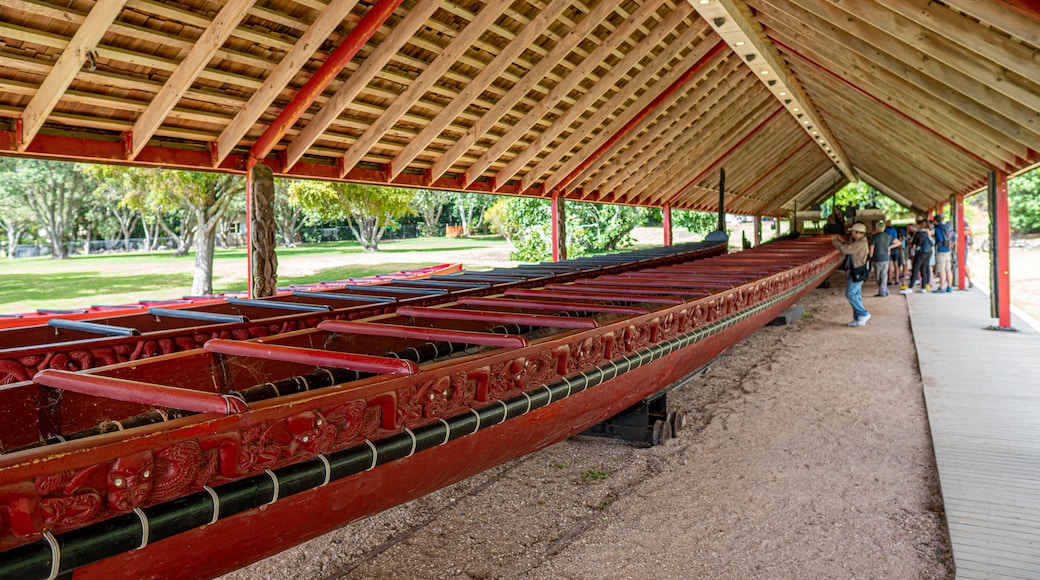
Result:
[250, 163, 278, 297]
[551, 193, 567, 262]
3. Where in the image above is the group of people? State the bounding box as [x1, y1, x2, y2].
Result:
[831, 216, 974, 327]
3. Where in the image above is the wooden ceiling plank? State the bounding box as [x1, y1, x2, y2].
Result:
[778, 0, 1040, 144]
[215, 0, 360, 164]
[429, 0, 621, 184]
[764, 18, 1023, 170]
[682, 114, 796, 208]
[388, 0, 574, 181]
[563, 56, 713, 196]
[765, 5, 1031, 168]
[277, 0, 444, 168]
[806, 79, 987, 185]
[784, 44, 1021, 170]
[464, 0, 675, 188]
[607, 77, 773, 204]
[495, 8, 704, 190]
[125, 0, 295, 51]
[640, 98, 782, 207]
[875, 0, 1040, 86]
[16, 0, 128, 150]
[650, 102, 782, 207]
[833, 0, 1040, 113]
[327, 2, 513, 177]
[943, 0, 1040, 45]
[538, 36, 724, 194]
[856, 169, 925, 212]
[595, 62, 752, 200]
[573, 63, 759, 200]
[128, 0, 255, 159]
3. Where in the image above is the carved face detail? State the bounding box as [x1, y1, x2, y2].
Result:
[106, 452, 154, 512]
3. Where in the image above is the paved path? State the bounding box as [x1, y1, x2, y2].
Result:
[908, 288, 1040, 578]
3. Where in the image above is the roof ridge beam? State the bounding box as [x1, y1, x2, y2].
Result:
[689, 0, 855, 181]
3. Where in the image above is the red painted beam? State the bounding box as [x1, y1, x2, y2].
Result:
[955, 193, 967, 290]
[34, 369, 248, 415]
[506, 288, 690, 304]
[204, 338, 419, 375]
[552, 40, 727, 195]
[317, 320, 528, 348]
[396, 306, 600, 329]
[248, 0, 404, 165]
[456, 296, 648, 316]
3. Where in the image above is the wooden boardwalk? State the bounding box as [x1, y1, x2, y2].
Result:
[908, 289, 1040, 578]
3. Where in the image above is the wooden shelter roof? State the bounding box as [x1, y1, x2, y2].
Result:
[0, 0, 1037, 214]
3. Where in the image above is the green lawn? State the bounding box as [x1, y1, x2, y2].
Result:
[0, 237, 511, 316]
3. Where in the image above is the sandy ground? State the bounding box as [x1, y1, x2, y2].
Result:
[222, 269, 953, 579]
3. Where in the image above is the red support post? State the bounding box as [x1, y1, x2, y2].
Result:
[663, 205, 673, 247]
[992, 171, 1013, 329]
[956, 194, 967, 290]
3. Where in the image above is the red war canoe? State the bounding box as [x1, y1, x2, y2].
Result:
[0, 238, 840, 579]
[0, 249, 724, 385]
[0, 263, 464, 331]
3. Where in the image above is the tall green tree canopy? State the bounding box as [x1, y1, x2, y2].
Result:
[287, 181, 414, 251]
[491, 197, 644, 262]
[1009, 169, 1040, 234]
[0, 159, 95, 259]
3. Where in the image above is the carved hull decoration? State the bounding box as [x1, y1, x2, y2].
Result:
[0, 238, 839, 579]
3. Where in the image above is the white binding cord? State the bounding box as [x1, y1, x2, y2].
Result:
[438, 418, 451, 445]
[521, 391, 533, 415]
[497, 400, 509, 424]
[203, 485, 220, 525]
[317, 454, 332, 487]
[133, 506, 149, 550]
[469, 408, 482, 434]
[265, 469, 280, 505]
[364, 439, 378, 471]
[43, 530, 60, 580]
[403, 427, 417, 458]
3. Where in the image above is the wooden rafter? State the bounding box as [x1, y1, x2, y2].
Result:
[214, 0, 361, 165]
[17, 0, 128, 150]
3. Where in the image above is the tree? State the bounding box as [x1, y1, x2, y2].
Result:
[288, 181, 414, 251]
[1009, 168, 1040, 234]
[832, 181, 908, 220]
[272, 178, 308, 246]
[87, 165, 145, 251]
[671, 209, 717, 237]
[495, 197, 644, 261]
[411, 189, 448, 236]
[449, 192, 494, 236]
[0, 160, 37, 259]
[111, 166, 193, 254]
[1, 160, 94, 258]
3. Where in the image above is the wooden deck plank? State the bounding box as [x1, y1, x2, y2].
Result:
[907, 289, 1040, 578]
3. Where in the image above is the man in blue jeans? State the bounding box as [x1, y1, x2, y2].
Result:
[832, 222, 871, 327]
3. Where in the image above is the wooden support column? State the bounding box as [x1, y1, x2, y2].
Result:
[250, 163, 278, 297]
[551, 193, 567, 262]
[245, 157, 255, 298]
[663, 205, 673, 247]
[988, 171, 1013, 330]
[754, 215, 762, 245]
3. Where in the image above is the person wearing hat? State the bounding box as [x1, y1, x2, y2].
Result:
[869, 222, 900, 296]
[833, 221, 871, 326]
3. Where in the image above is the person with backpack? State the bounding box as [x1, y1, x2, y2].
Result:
[832, 222, 871, 326]
[902, 217, 933, 293]
[933, 214, 953, 292]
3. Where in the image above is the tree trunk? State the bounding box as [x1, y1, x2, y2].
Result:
[191, 223, 216, 295]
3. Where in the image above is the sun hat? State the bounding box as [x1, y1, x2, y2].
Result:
[850, 222, 867, 233]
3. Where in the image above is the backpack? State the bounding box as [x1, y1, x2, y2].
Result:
[934, 223, 950, 249]
[915, 230, 933, 254]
